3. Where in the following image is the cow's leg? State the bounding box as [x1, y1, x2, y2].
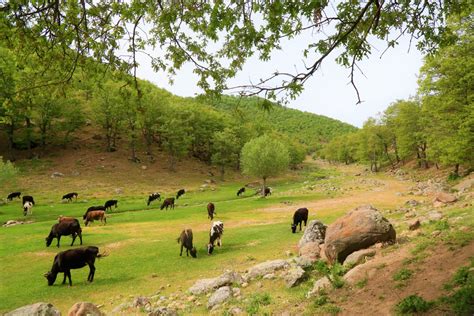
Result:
[79, 232, 83, 245]
[71, 234, 76, 246]
[180, 244, 183, 256]
[299, 221, 302, 231]
[62, 273, 67, 284]
[57, 236, 61, 247]
[67, 271, 73, 286]
[88, 264, 96, 282]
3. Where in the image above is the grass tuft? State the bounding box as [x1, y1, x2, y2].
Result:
[395, 295, 433, 314]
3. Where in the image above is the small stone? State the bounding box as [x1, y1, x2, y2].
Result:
[241, 282, 248, 288]
[263, 273, 275, 280]
[68, 302, 104, 316]
[408, 219, 421, 231]
[207, 286, 232, 309]
[232, 288, 241, 297]
[141, 165, 148, 170]
[431, 230, 441, 237]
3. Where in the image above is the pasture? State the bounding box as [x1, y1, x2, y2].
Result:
[0, 160, 409, 313]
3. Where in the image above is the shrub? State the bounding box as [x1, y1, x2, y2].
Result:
[246, 293, 271, 315]
[395, 295, 433, 314]
[393, 268, 413, 282]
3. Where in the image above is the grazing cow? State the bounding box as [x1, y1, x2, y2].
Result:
[46, 220, 83, 248]
[176, 189, 185, 199]
[44, 246, 105, 286]
[255, 187, 272, 197]
[160, 197, 175, 210]
[207, 221, 224, 255]
[22, 195, 35, 205]
[104, 199, 118, 211]
[7, 192, 21, 201]
[84, 205, 106, 217]
[291, 208, 309, 233]
[236, 187, 245, 196]
[23, 201, 33, 216]
[147, 193, 161, 206]
[207, 202, 216, 220]
[83, 210, 106, 226]
[62, 192, 78, 202]
[177, 229, 197, 258]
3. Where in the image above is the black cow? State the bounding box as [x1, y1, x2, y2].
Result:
[22, 195, 35, 205]
[160, 197, 175, 210]
[44, 246, 105, 286]
[237, 187, 245, 196]
[147, 193, 161, 206]
[291, 208, 309, 233]
[176, 189, 185, 199]
[7, 192, 21, 201]
[104, 199, 118, 211]
[207, 202, 216, 220]
[62, 192, 78, 202]
[46, 220, 83, 248]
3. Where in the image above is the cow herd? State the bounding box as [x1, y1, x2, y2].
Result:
[5, 186, 309, 287]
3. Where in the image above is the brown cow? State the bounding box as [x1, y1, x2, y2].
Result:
[207, 202, 216, 220]
[84, 210, 106, 226]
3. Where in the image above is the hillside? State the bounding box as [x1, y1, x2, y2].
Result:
[202, 95, 357, 149]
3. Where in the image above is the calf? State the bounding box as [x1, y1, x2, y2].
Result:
[104, 199, 118, 211]
[84, 210, 106, 226]
[22, 195, 35, 205]
[291, 208, 309, 233]
[44, 246, 105, 286]
[147, 193, 161, 206]
[176, 189, 185, 199]
[46, 220, 83, 247]
[62, 192, 78, 202]
[207, 221, 224, 255]
[207, 202, 216, 220]
[236, 187, 245, 196]
[160, 197, 175, 210]
[177, 229, 197, 258]
[7, 192, 21, 201]
[23, 201, 33, 216]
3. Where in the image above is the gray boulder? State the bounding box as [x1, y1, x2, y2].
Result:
[307, 277, 331, 297]
[434, 192, 457, 203]
[148, 307, 178, 316]
[244, 259, 289, 280]
[207, 286, 232, 309]
[298, 220, 327, 248]
[188, 271, 243, 295]
[284, 266, 306, 288]
[6, 303, 60, 316]
[68, 302, 103, 316]
[324, 205, 396, 264]
[343, 249, 376, 267]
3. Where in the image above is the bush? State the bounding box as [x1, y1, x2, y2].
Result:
[393, 268, 413, 282]
[0, 157, 18, 185]
[246, 293, 271, 315]
[313, 260, 347, 289]
[395, 295, 433, 314]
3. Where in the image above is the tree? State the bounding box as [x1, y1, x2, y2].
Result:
[0, 156, 18, 186]
[1, 1, 469, 102]
[356, 119, 386, 172]
[160, 111, 192, 172]
[240, 135, 289, 196]
[211, 128, 240, 180]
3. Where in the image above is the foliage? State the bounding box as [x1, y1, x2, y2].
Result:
[240, 135, 290, 195]
[246, 293, 271, 315]
[393, 268, 413, 282]
[211, 128, 241, 179]
[395, 295, 433, 314]
[440, 260, 474, 315]
[0, 157, 17, 185]
[313, 260, 347, 289]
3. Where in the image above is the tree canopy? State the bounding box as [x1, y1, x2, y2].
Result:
[1, 0, 470, 102]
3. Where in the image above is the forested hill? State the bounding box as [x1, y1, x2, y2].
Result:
[201, 96, 357, 149]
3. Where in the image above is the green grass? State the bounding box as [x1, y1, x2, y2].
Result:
[395, 295, 433, 315]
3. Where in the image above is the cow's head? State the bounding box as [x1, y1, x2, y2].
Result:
[190, 247, 197, 258]
[291, 224, 297, 234]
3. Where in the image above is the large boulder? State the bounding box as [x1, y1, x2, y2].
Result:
[207, 286, 232, 309]
[298, 242, 321, 263]
[324, 205, 396, 264]
[68, 302, 103, 316]
[434, 192, 457, 203]
[284, 266, 306, 288]
[244, 259, 289, 280]
[342, 249, 376, 267]
[188, 271, 243, 295]
[6, 303, 60, 316]
[298, 220, 327, 248]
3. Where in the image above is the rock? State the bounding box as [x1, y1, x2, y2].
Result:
[188, 271, 243, 295]
[244, 259, 290, 280]
[148, 307, 178, 316]
[324, 205, 396, 264]
[228, 307, 244, 315]
[6, 302, 61, 316]
[298, 220, 327, 248]
[428, 211, 444, 221]
[434, 192, 457, 203]
[207, 286, 232, 309]
[232, 288, 241, 297]
[453, 176, 474, 192]
[298, 241, 321, 263]
[141, 165, 148, 170]
[405, 200, 419, 207]
[343, 262, 378, 285]
[408, 219, 421, 231]
[133, 296, 151, 308]
[307, 277, 331, 297]
[241, 282, 248, 288]
[433, 200, 446, 208]
[291, 256, 314, 269]
[284, 266, 306, 288]
[51, 172, 65, 178]
[263, 273, 275, 280]
[3, 220, 34, 227]
[343, 249, 376, 267]
[405, 211, 417, 219]
[68, 302, 103, 316]
[431, 230, 441, 237]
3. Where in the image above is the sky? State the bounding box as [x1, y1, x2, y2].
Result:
[134, 28, 424, 128]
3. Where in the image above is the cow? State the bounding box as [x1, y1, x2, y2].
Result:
[23, 201, 33, 216]
[22, 195, 35, 205]
[160, 197, 175, 210]
[147, 193, 161, 206]
[46, 220, 83, 248]
[44, 246, 106, 286]
[7, 192, 21, 201]
[176, 189, 185, 199]
[291, 208, 309, 233]
[177, 229, 197, 258]
[83, 210, 106, 226]
[104, 199, 118, 211]
[207, 202, 216, 220]
[237, 187, 245, 196]
[62, 192, 78, 202]
[207, 221, 224, 255]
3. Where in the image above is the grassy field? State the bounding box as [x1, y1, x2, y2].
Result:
[0, 159, 358, 313]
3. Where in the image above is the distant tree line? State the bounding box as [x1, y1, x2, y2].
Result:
[321, 16, 474, 176]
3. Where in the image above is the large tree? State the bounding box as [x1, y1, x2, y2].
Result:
[240, 134, 289, 196]
[1, 1, 469, 102]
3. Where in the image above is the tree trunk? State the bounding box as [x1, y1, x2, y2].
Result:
[6, 122, 15, 161]
[220, 165, 225, 180]
[25, 117, 33, 159]
[262, 177, 267, 198]
[454, 164, 460, 176]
